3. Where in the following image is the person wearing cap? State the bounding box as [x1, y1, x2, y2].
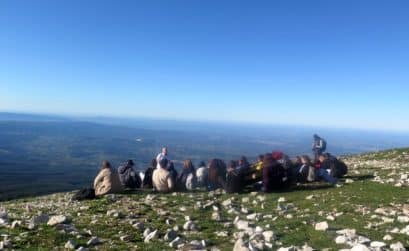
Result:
[118, 159, 141, 189]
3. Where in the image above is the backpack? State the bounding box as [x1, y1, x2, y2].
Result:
[72, 188, 95, 201]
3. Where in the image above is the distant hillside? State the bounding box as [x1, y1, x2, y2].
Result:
[0, 148, 408, 250]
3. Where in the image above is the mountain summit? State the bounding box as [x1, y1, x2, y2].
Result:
[0, 149, 408, 250]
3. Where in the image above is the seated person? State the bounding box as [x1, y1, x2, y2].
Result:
[207, 159, 227, 190]
[118, 160, 142, 189]
[94, 160, 124, 196]
[262, 153, 288, 192]
[195, 161, 208, 187]
[152, 158, 175, 192]
[142, 159, 157, 189]
[225, 160, 246, 193]
[319, 153, 348, 178]
[176, 159, 197, 191]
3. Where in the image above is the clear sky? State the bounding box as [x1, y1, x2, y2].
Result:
[1, 0, 409, 131]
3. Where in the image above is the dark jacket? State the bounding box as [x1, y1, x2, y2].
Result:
[176, 167, 196, 191]
[142, 167, 155, 188]
[118, 163, 141, 189]
[262, 155, 287, 192]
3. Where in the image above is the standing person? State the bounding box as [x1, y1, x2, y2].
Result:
[152, 158, 174, 192]
[156, 147, 169, 169]
[312, 134, 327, 162]
[94, 160, 124, 196]
[118, 160, 142, 189]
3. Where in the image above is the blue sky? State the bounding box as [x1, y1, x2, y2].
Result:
[1, 0, 409, 131]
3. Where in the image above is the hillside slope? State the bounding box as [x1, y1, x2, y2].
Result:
[0, 149, 408, 250]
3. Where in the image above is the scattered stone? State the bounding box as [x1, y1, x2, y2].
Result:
[278, 197, 286, 203]
[164, 229, 178, 241]
[183, 221, 197, 231]
[233, 238, 249, 251]
[383, 234, 393, 241]
[370, 241, 386, 248]
[47, 215, 68, 226]
[262, 231, 276, 242]
[144, 229, 158, 243]
[65, 240, 77, 249]
[350, 244, 371, 251]
[120, 235, 132, 242]
[169, 237, 183, 248]
[86, 237, 101, 246]
[314, 221, 329, 231]
[390, 242, 405, 251]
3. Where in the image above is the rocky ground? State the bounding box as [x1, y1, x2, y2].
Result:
[1, 148, 409, 251]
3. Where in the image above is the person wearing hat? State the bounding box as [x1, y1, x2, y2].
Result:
[118, 159, 141, 189]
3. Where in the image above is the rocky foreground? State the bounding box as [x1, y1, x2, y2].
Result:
[1, 149, 409, 251]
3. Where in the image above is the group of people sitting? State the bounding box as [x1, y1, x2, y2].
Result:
[93, 144, 348, 196]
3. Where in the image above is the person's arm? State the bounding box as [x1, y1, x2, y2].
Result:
[167, 175, 174, 191]
[93, 171, 103, 188]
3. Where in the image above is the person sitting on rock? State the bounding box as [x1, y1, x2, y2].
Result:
[94, 160, 124, 196]
[176, 159, 197, 191]
[195, 161, 208, 187]
[152, 158, 175, 192]
[261, 153, 288, 192]
[118, 160, 142, 189]
[207, 159, 227, 190]
[142, 159, 157, 189]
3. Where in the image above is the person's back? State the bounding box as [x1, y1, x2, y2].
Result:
[152, 158, 174, 192]
[207, 159, 227, 190]
[225, 161, 245, 193]
[176, 159, 197, 191]
[118, 160, 142, 189]
[195, 161, 208, 187]
[94, 161, 124, 196]
[142, 159, 157, 189]
[262, 154, 286, 192]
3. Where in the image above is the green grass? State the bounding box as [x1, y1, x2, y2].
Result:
[1, 149, 409, 250]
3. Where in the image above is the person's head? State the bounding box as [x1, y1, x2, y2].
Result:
[151, 158, 157, 168]
[183, 159, 194, 170]
[272, 151, 283, 160]
[313, 134, 319, 140]
[301, 155, 311, 165]
[101, 160, 111, 170]
[168, 161, 175, 170]
[126, 159, 134, 166]
[318, 153, 327, 163]
[294, 156, 302, 164]
[229, 160, 238, 169]
[161, 147, 168, 156]
[199, 161, 206, 167]
[258, 154, 264, 162]
[239, 156, 248, 166]
[263, 153, 275, 167]
[159, 158, 168, 169]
